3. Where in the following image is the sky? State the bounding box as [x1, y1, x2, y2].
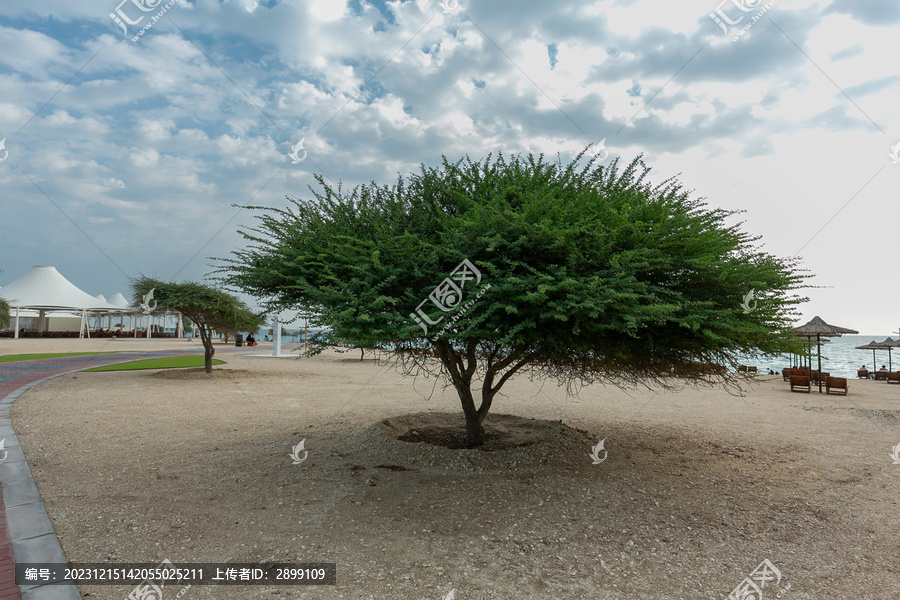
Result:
[0, 0, 898, 335]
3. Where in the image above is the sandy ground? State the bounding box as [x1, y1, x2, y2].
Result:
[7, 341, 900, 600]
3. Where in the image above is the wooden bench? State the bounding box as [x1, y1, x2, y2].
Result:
[887, 372, 900, 384]
[825, 376, 848, 395]
[790, 375, 811, 393]
[782, 368, 794, 381]
[857, 368, 869, 379]
[875, 370, 889, 381]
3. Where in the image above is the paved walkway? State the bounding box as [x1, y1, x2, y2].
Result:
[0, 347, 248, 600]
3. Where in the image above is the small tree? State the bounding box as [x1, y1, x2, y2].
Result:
[213, 303, 265, 341]
[131, 277, 264, 373]
[220, 153, 808, 446]
[0, 297, 10, 330]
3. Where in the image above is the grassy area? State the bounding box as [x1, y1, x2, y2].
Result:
[82, 356, 225, 371]
[0, 351, 126, 363]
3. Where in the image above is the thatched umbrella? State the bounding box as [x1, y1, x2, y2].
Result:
[855, 340, 882, 373]
[793, 316, 859, 393]
[872, 337, 900, 371]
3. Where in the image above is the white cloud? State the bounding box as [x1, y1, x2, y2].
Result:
[0, 0, 898, 332]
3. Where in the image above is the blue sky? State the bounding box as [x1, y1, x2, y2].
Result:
[1, 0, 899, 333]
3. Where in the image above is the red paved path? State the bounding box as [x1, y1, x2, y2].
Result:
[0, 490, 17, 600]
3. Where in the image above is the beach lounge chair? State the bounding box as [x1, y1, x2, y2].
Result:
[747, 366, 757, 373]
[875, 370, 888, 381]
[857, 368, 869, 379]
[887, 372, 900, 384]
[825, 376, 848, 395]
[737, 365, 748, 373]
[782, 368, 794, 382]
[790, 375, 811, 393]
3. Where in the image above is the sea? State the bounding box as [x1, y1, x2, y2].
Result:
[213, 328, 894, 379]
[738, 334, 899, 377]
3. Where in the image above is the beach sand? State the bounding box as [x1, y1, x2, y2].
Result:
[7, 341, 900, 599]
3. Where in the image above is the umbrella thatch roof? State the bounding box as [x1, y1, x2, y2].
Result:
[872, 337, 900, 348]
[855, 340, 881, 350]
[792, 316, 858, 337]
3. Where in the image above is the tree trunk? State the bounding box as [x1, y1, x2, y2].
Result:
[463, 400, 485, 447]
[205, 350, 213, 373]
[360, 347, 365, 361]
[435, 342, 532, 448]
[436, 340, 485, 447]
[198, 326, 215, 374]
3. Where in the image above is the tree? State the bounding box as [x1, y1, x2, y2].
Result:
[219, 153, 808, 446]
[0, 297, 10, 330]
[131, 277, 264, 373]
[215, 304, 264, 341]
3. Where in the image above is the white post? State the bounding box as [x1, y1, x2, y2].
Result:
[272, 315, 282, 356]
[177, 313, 184, 339]
[147, 314, 152, 339]
[14, 306, 19, 339]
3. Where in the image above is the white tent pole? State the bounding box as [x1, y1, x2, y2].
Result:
[272, 315, 282, 357]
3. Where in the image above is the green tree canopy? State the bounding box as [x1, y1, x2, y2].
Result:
[131, 277, 264, 373]
[220, 153, 808, 446]
[0, 297, 10, 330]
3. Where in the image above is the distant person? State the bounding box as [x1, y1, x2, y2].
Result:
[881, 365, 887, 370]
[767, 368, 775, 375]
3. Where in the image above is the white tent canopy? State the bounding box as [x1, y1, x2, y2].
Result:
[2, 266, 121, 311]
[1, 266, 123, 339]
[108, 292, 131, 308]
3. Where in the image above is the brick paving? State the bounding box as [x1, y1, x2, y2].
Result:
[0, 346, 251, 599]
